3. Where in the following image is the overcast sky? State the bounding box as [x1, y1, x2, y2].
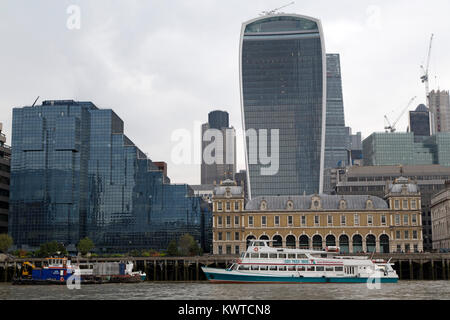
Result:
[1, 0, 449, 185]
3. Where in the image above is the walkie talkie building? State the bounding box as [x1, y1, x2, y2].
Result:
[240, 14, 327, 198]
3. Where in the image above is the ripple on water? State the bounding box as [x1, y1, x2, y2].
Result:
[0, 281, 449, 300]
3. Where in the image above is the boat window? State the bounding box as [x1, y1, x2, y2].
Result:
[335, 266, 343, 272]
[251, 253, 259, 259]
[278, 266, 287, 271]
[241, 253, 246, 259]
[325, 267, 334, 272]
[269, 253, 277, 259]
[260, 253, 268, 258]
[297, 266, 306, 271]
[239, 265, 249, 270]
[288, 254, 296, 259]
[251, 265, 259, 270]
[260, 265, 268, 271]
[296, 254, 307, 259]
[269, 266, 277, 271]
[245, 253, 250, 258]
[321, 254, 327, 258]
[278, 253, 286, 259]
[287, 266, 296, 271]
[307, 266, 315, 271]
[316, 266, 324, 271]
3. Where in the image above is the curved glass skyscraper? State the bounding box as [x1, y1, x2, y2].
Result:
[240, 14, 326, 198]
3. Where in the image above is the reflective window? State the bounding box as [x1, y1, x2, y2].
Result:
[242, 16, 325, 197]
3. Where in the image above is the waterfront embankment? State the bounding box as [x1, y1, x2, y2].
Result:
[1, 252, 450, 282]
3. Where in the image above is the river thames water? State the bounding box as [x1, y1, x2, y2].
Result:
[0, 281, 449, 300]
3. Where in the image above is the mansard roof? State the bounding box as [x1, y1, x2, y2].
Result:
[245, 194, 388, 211]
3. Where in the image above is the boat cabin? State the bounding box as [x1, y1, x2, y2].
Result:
[45, 257, 71, 268]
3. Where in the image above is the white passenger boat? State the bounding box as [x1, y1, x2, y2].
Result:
[202, 240, 398, 283]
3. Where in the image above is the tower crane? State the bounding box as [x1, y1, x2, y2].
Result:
[420, 34, 434, 108]
[384, 96, 417, 133]
[261, 1, 295, 16]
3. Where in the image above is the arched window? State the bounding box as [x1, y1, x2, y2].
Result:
[353, 234, 363, 253]
[259, 235, 269, 241]
[339, 235, 349, 253]
[312, 235, 322, 250]
[246, 235, 256, 249]
[286, 235, 296, 248]
[299, 235, 309, 249]
[380, 234, 390, 253]
[311, 196, 321, 210]
[326, 234, 336, 247]
[273, 235, 282, 247]
[366, 234, 376, 253]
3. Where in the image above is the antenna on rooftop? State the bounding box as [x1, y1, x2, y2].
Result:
[260, 1, 295, 16]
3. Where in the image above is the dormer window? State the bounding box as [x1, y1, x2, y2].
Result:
[339, 199, 347, 210]
[260, 200, 267, 211]
[311, 196, 321, 210]
[225, 187, 231, 198]
[286, 200, 294, 210]
[366, 199, 373, 209]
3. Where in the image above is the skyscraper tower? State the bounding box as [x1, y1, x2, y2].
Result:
[240, 14, 327, 199]
[201, 110, 236, 185]
[324, 53, 350, 169]
[429, 90, 450, 133]
[409, 104, 431, 141]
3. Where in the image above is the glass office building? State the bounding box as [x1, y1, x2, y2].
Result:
[324, 53, 350, 169]
[409, 104, 431, 142]
[9, 100, 211, 253]
[362, 132, 450, 167]
[240, 14, 326, 198]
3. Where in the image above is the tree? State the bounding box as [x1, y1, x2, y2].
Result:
[167, 240, 179, 256]
[38, 241, 68, 257]
[77, 237, 95, 256]
[0, 234, 13, 253]
[178, 234, 201, 257]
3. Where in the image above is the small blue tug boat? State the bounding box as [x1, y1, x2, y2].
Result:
[13, 257, 146, 284]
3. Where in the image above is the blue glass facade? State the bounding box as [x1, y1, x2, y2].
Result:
[324, 54, 350, 169]
[240, 15, 326, 198]
[9, 100, 211, 253]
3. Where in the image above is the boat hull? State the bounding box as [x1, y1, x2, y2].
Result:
[202, 268, 398, 284]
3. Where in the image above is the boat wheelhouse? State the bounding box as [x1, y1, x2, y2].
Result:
[202, 240, 398, 283]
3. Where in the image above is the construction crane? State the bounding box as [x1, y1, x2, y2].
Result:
[261, 1, 295, 16]
[31, 96, 40, 107]
[420, 34, 434, 108]
[384, 96, 417, 133]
